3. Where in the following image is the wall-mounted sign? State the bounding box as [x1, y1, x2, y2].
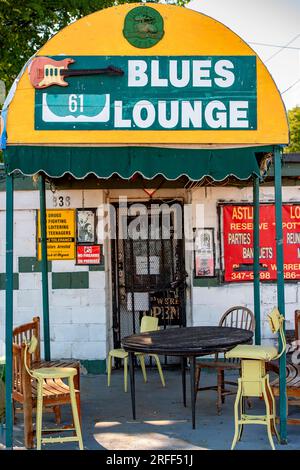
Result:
[194, 228, 215, 277]
[123, 6, 164, 48]
[222, 204, 300, 282]
[35, 55, 257, 131]
[37, 209, 75, 260]
[150, 291, 181, 325]
[76, 209, 97, 243]
[29, 57, 123, 89]
[76, 244, 101, 265]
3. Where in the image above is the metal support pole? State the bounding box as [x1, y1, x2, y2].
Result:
[274, 147, 287, 444]
[5, 173, 14, 448]
[39, 174, 50, 360]
[253, 175, 261, 344]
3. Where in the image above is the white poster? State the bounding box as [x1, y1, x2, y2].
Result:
[127, 292, 149, 312]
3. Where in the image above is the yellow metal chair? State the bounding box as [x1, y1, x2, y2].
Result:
[24, 336, 83, 450]
[107, 316, 166, 392]
[225, 307, 286, 450]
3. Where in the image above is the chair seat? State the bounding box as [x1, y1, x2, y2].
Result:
[32, 359, 80, 369]
[271, 362, 300, 394]
[225, 344, 278, 361]
[108, 348, 128, 359]
[32, 367, 77, 380]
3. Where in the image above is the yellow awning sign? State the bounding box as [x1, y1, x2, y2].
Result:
[37, 209, 75, 260]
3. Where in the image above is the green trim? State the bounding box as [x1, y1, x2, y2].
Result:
[4, 145, 269, 181]
[80, 359, 106, 374]
[0, 273, 18, 290]
[39, 174, 51, 361]
[18, 256, 52, 273]
[52, 272, 89, 289]
[193, 277, 219, 287]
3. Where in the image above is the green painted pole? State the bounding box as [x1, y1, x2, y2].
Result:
[274, 147, 287, 444]
[253, 175, 261, 345]
[5, 173, 14, 448]
[39, 174, 51, 361]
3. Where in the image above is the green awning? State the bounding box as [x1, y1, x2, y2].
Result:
[4, 145, 273, 181]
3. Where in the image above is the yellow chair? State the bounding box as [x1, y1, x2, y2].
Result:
[107, 316, 166, 392]
[24, 336, 83, 450]
[225, 307, 286, 450]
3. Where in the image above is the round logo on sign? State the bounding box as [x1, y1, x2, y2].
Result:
[123, 6, 164, 48]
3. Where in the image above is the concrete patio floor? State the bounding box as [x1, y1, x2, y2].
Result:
[2, 367, 300, 450]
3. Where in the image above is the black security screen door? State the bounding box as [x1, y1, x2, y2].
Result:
[111, 201, 186, 349]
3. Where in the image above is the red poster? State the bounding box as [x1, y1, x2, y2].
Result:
[76, 245, 101, 265]
[223, 205, 300, 282]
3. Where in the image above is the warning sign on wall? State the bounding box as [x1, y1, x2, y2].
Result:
[223, 204, 300, 282]
[37, 209, 75, 260]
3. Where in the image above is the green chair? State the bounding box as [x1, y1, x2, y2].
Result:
[107, 316, 166, 392]
[225, 307, 286, 450]
[24, 336, 83, 450]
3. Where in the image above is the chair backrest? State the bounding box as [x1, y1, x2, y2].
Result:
[219, 306, 255, 363]
[140, 316, 159, 333]
[295, 310, 300, 342]
[219, 306, 255, 332]
[267, 307, 286, 359]
[13, 317, 40, 363]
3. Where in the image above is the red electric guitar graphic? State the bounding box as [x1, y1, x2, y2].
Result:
[29, 57, 124, 89]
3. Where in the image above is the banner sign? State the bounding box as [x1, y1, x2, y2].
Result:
[35, 55, 257, 131]
[76, 245, 101, 265]
[37, 209, 75, 260]
[223, 204, 300, 282]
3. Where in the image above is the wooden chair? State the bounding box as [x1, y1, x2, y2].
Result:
[271, 308, 300, 425]
[195, 306, 255, 414]
[13, 317, 80, 448]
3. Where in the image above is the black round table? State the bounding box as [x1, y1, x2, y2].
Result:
[122, 326, 253, 429]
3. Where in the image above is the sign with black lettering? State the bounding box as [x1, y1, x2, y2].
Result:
[37, 209, 75, 260]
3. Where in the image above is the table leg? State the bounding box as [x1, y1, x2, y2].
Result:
[190, 356, 196, 429]
[128, 352, 136, 420]
[181, 357, 186, 407]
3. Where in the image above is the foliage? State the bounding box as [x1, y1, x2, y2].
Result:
[0, 0, 187, 93]
[285, 107, 300, 153]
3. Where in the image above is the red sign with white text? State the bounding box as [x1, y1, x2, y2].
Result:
[76, 245, 101, 265]
[223, 205, 300, 282]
